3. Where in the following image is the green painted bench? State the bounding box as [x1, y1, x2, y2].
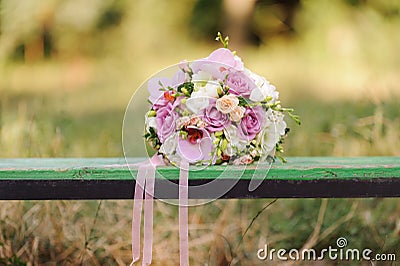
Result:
[0, 157, 399, 200]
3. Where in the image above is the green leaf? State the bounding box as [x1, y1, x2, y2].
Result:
[238, 96, 250, 107]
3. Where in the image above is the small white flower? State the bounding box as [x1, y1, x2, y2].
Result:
[266, 109, 287, 136]
[159, 133, 178, 156]
[145, 116, 157, 132]
[249, 83, 279, 102]
[245, 69, 279, 102]
[249, 87, 266, 102]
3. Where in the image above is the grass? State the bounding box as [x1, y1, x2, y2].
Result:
[0, 198, 399, 265]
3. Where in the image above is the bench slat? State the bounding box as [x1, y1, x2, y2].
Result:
[0, 157, 399, 200]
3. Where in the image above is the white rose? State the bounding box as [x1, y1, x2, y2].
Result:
[256, 127, 277, 155]
[185, 91, 210, 114]
[159, 133, 178, 155]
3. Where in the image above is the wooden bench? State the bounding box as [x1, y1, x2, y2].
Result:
[1, 157, 399, 200]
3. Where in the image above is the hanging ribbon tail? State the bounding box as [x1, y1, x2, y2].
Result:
[179, 160, 189, 266]
[130, 155, 164, 266]
[131, 164, 146, 265]
[142, 164, 155, 265]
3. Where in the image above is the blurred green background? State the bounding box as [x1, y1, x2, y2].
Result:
[0, 0, 399, 265]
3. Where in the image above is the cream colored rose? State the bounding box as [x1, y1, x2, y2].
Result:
[216, 94, 239, 114]
[229, 106, 245, 122]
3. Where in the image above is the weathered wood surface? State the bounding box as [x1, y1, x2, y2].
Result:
[0, 157, 399, 200]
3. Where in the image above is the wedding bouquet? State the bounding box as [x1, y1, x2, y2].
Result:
[144, 33, 299, 166]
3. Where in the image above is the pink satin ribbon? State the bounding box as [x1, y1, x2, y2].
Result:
[179, 160, 189, 266]
[130, 157, 190, 265]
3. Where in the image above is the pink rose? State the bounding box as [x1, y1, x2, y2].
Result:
[177, 127, 214, 163]
[201, 99, 231, 132]
[238, 106, 265, 141]
[226, 72, 254, 97]
[156, 102, 179, 143]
